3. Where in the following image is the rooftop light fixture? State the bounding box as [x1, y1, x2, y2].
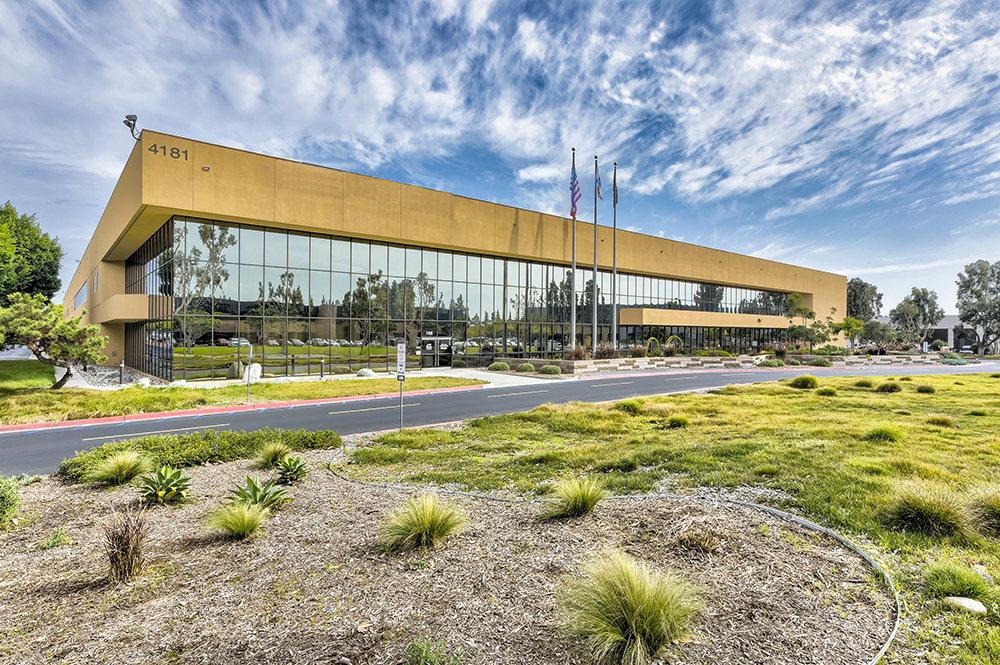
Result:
[123, 114, 140, 140]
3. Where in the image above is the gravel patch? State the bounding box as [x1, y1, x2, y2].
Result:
[0, 455, 895, 665]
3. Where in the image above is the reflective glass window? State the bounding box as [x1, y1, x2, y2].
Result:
[453, 254, 467, 282]
[388, 245, 405, 277]
[351, 240, 369, 275]
[288, 234, 309, 269]
[332, 239, 350, 272]
[438, 252, 452, 281]
[406, 247, 422, 278]
[265, 230, 286, 267]
[371, 243, 388, 277]
[467, 255, 481, 284]
[480, 257, 494, 286]
[240, 228, 264, 265]
[239, 265, 264, 315]
[332, 272, 351, 307]
[310, 236, 331, 272]
[422, 249, 437, 280]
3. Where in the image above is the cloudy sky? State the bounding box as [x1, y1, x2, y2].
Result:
[2, 0, 998, 314]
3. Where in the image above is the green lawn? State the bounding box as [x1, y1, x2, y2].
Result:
[0, 374, 485, 426]
[0, 360, 55, 394]
[342, 373, 1000, 664]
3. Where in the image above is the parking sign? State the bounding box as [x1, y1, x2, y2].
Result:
[396, 342, 406, 380]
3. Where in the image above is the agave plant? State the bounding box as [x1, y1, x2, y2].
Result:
[138, 465, 192, 504]
[276, 456, 308, 484]
[228, 476, 290, 510]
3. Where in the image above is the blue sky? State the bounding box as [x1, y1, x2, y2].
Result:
[2, 0, 999, 314]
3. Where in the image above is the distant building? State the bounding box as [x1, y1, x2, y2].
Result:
[64, 131, 846, 381]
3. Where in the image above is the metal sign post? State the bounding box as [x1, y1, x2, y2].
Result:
[396, 341, 406, 431]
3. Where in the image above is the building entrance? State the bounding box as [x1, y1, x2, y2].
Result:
[419, 336, 453, 368]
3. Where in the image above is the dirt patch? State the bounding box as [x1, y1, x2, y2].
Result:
[1, 452, 894, 664]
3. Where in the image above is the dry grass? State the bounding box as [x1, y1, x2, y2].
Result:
[102, 508, 148, 583]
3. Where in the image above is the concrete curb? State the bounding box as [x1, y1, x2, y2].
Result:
[0, 383, 487, 434]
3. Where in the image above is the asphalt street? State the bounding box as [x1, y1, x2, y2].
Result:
[2, 361, 996, 476]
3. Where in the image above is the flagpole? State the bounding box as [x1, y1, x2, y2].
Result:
[570, 148, 577, 351]
[612, 162, 618, 350]
[593, 155, 599, 357]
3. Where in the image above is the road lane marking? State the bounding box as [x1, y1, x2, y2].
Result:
[487, 390, 549, 398]
[589, 381, 633, 387]
[329, 403, 420, 415]
[82, 423, 231, 442]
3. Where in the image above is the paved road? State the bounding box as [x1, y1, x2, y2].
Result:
[2, 362, 996, 476]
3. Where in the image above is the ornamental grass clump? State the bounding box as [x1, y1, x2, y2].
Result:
[789, 375, 818, 389]
[542, 477, 607, 520]
[816, 387, 837, 396]
[676, 528, 721, 554]
[881, 480, 974, 538]
[864, 425, 905, 442]
[666, 415, 689, 429]
[915, 384, 937, 394]
[257, 441, 293, 468]
[969, 486, 1000, 535]
[854, 379, 873, 388]
[206, 502, 269, 539]
[558, 549, 703, 665]
[103, 507, 148, 583]
[86, 450, 153, 485]
[925, 562, 993, 603]
[876, 381, 903, 393]
[0, 476, 19, 530]
[758, 358, 784, 367]
[926, 415, 957, 428]
[379, 494, 467, 551]
[614, 399, 644, 415]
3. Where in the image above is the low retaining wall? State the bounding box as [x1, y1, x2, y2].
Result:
[499, 354, 941, 375]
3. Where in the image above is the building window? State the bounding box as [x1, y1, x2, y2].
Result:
[74, 284, 87, 310]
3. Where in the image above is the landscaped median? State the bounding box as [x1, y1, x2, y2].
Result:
[4, 372, 1000, 663]
[0, 360, 486, 427]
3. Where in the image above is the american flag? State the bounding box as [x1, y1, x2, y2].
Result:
[570, 161, 582, 219]
[596, 164, 603, 201]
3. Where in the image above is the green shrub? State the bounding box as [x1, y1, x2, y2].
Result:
[543, 477, 608, 520]
[881, 481, 973, 537]
[257, 441, 293, 468]
[138, 465, 192, 504]
[786, 359, 801, 366]
[915, 384, 936, 394]
[876, 382, 903, 393]
[969, 486, 1000, 534]
[968, 409, 988, 416]
[614, 399, 644, 415]
[899, 376, 913, 381]
[558, 549, 702, 665]
[39, 528, 71, 550]
[758, 359, 784, 368]
[86, 450, 153, 485]
[379, 494, 467, 551]
[864, 425, 905, 442]
[276, 456, 308, 484]
[207, 502, 268, 539]
[854, 379, 873, 388]
[59, 428, 342, 483]
[666, 416, 689, 429]
[404, 638, 463, 665]
[332, 366, 353, 374]
[539, 365, 562, 375]
[103, 508, 148, 583]
[808, 358, 832, 367]
[926, 415, 957, 428]
[816, 387, 837, 396]
[789, 375, 818, 389]
[228, 476, 290, 510]
[992, 373, 1000, 379]
[926, 562, 993, 602]
[0, 476, 19, 530]
[450, 359, 467, 368]
[487, 362, 510, 372]
[516, 362, 536, 373]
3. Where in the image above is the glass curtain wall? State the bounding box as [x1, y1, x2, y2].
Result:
[125, 216, 794, 380]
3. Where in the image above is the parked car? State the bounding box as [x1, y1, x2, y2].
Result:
[288, 339, 304, 347]
[266, 339, 280, 347]
[959, 346, 974, 354]
[232, 338, 251, 348]
[215, 338, 230, 346]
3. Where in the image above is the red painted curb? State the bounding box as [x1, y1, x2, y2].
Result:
[0, 383, 487, 434]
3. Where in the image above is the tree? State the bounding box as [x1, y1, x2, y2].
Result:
[0, 293, 107, 389]
[956, 260, 1000, 358]
[862, 320, 897, 354]
[0, 201, 63, 306]
[832, 316, 865, 351]
[889, 287, 944, 344]
[846, 278, 883, 322]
